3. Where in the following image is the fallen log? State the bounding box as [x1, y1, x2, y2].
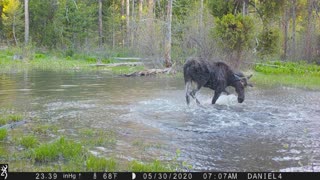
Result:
[90, 62, 143, 67]
[122, 63, 176, 77]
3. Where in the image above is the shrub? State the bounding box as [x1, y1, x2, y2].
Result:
[213, 13, 254, 53]
[257, 27, 280, 58]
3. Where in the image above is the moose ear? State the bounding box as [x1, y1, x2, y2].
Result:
[247, 74, 253, 79]
[234, 74, 241, 80]
[247, 83, 254, 87]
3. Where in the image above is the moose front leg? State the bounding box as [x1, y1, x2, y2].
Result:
[212, 91, 222, 104]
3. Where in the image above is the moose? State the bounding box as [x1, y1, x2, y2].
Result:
[183, 57, 253, 105]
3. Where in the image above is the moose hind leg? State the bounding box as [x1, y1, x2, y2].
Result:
[190, 83, 202, 104]
[185, 81, 192, 105]
[186, 94, 191, 105]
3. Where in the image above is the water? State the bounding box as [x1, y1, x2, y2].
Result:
[1, 70, 320, 171]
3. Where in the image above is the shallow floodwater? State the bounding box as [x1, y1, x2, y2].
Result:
[1, 70, 320, 171]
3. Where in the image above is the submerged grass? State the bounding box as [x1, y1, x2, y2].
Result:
[86, 155, 116, 171]
[129, 160, 173, 172]
[31, 137, 83, 162]
[31, 124, 59, 135]
[19, 135, 39, 149]
[79, 128, 117, 147]
[7, 114, 23, 122]
[0, 117, 8, 126]
[0, 129, 7, 140]
[0, 113, 24, 126]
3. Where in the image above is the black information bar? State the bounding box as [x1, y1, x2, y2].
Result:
[5, 172, 320, 180]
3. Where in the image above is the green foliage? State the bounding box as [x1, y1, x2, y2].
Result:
[28, 0, 97, 48]
[252, 72, 320, 90]
[19, 135, 39, 149]
[253, 61, 320, 89]
[254, 61, 320, 76]
[213, 13, 254, 52]
[257, 0, 285, 25]
[0, 128, 8, 141]
[29, 0, 59, 47]
[54, 0, 97, 49]
[86, 155, 116, 171]
[257, 27, 280, 58]
[172, 0, 197, 21]
[34, 53, 46, 59]
[1, 0, 23, 45]
[208, 0, 234, 18]
[65, 49, 74, 58]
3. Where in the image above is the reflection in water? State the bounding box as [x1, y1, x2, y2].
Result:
[0, 70, 320, 171]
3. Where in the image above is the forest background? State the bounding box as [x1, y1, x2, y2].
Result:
[0, 0, 320, 70]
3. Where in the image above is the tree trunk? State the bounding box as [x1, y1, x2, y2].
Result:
[131, 0, 135, 47]
[112, 0, 115, 48]
[242, 0, 248, 16]
[132, 0, 135, 18]
[24, 0, 29, 45]
[147, 0, 154, 56]
[98, 0, 103, 48]
[13, 14, 18, 46]
[305, 0, 313, 62]
[121, 0, 125, 47]
[139, 0, 143, 20]
[148, 0, 153, 19]
[164, 0, 172, 68]
[126, 0, 130, 47]
[282, 2, 289, 60]
[291, 0, 296, 60]
[200, 0, 203, 37]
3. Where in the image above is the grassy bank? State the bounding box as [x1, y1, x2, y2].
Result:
[252, 61, 320, 90]
[0, 49, 144, 74]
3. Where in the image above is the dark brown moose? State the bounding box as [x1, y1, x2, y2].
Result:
[183, 58, 253, 105]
